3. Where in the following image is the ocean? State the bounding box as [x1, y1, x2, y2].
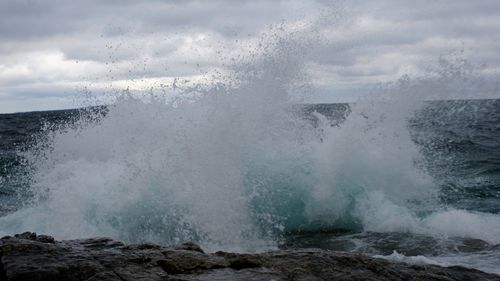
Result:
[0, 98, 499, 274]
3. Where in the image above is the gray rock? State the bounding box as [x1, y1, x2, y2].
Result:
[1, 232, 499, 281]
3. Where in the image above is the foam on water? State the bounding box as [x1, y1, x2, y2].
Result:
[374, 251, 447, 266]
[375, 250, 500, 275]
[1, 22, 500, 256]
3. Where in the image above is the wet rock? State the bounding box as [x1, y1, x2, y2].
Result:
[458, 238, 490, 252]
[36, 235, 55, 244]
[13, 232, 36, 240]
[215, 252, 263, 269]
[1, 233, 499, 281]
[175, 241, 205, 253]
[159, 249, 228, 274]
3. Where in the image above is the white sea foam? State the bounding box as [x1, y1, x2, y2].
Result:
[375, 250, 500, 275]
[374, 250, 447, 266]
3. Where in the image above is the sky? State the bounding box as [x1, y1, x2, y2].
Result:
[1, 0, 500, 113]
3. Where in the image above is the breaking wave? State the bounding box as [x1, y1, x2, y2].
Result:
[1, 23, 499, 254]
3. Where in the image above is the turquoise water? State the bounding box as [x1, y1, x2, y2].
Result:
[0, 99, 499, 274]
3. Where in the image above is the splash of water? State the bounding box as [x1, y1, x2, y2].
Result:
[1, 24, 500, 253]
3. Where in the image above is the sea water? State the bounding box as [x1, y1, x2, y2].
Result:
[0, 25, 499, 274]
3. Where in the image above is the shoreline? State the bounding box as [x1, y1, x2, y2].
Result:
[1, 232, 499, 281]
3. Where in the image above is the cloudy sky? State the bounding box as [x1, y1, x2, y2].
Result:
[1, 0, 499, 113]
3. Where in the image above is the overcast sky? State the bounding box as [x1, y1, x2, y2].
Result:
[1, 0, 499, 113]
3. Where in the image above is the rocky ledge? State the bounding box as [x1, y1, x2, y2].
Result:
[1, 232, 499, 281]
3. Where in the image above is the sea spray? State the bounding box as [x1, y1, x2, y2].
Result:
[1, 22, 500, 256]
[0, 27, 320, 251]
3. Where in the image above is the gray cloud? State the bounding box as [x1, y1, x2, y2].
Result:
[0, 0, 499, 112]
[0, 0, 297, 41]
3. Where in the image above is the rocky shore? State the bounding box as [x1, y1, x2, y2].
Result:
[1, 232, 499, 281]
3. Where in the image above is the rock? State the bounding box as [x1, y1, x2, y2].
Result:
[215, 251, 263, 269]
[175, 241, 205, 253]
[1, 233, 499, 281]
[13, 232, 36, 240]
[36, 235, 55, 244]
[458, 238, 490, 252]
[159, 249, 228, 274]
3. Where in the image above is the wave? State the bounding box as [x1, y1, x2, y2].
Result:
[1, 24, 499, 253]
